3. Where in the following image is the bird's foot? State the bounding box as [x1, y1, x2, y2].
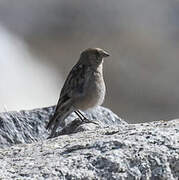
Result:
[81, 118, 99, 125]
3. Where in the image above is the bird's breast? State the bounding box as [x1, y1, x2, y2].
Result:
[74, 70, 106, 110]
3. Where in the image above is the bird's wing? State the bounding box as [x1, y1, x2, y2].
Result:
[46, 63, 92, 131]
[60, 62, 92, 98]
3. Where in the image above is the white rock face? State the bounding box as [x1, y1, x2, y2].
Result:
[0, 106, 178, 179]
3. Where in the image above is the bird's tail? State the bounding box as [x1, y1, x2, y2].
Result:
[47, 104, 73, 129]
[46, 100, 74, 138]
[46, 94, 71, 130]
[46, 110, 59, 130]
[48, 108, 73, 138]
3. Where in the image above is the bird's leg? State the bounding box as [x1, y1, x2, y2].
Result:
[75, 110, 99, 125]
[74, 110, 84, 120]
[75, 110, 86, 119]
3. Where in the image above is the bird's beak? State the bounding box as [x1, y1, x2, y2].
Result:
[101, 50, 110, 58]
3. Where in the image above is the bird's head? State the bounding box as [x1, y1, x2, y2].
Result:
[80, 48, 110, 66]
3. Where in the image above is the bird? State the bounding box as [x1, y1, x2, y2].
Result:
[46, 48, 110, 138]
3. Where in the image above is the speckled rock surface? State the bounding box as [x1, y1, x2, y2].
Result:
[0, 106, 125, 147]
[0, 107, 178, 179]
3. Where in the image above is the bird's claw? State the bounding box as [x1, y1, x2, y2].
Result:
[82, 118, 99, 125]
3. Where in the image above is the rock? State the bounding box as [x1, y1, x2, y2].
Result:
[0, 119, 178, 179]
[0, 107, 178, 179]
[0, 106, 125, 147]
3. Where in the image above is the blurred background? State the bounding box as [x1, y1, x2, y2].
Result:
[0, 0, 179, 123]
